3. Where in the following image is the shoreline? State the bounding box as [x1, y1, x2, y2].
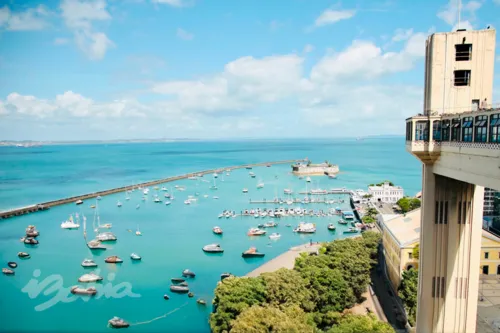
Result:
[0, 159, 304, 219]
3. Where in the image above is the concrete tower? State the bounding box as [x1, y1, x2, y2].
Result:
[406, 28, 500, 333]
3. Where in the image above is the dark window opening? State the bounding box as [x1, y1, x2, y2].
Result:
[455, 44, 472, 61]
[415, 121, 429, 141]
[462, 117, 473, 142]
[442, 120, 450, 141]
[454, 70, 471, 86]
[406, 121, 413, 141]
[433, 121, 441, 141]
[485, 252, 489, 259]
[490, 114, 500, 143]
[451, 119, 461, 141]
[472, 99, 480, 111]
[475, 115, 487, 142]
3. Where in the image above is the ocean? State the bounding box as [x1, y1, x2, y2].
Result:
[0, 138, 422, 332]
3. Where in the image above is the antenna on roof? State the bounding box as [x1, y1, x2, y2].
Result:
[457, 0, 462, 30]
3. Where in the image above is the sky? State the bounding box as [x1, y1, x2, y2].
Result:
[0, 0, 499, 141]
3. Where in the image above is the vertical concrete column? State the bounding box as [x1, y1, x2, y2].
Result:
[416, 172, 484, 333]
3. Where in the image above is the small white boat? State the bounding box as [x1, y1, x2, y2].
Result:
[143, 188, 150, 195]
[202, 243, 224, 253]
[213, 196, 219, 199]
[108, 317, 129, 329]
[130, 253, 141, 260]
[71, 286, 97, 295]
[203, 194, 209, 198]
[213, 173, 218, 178]
[284, 189, 292, 194]
[154, 197, 161, 203]
[269, 233, 281, 239]
[306, 177, 311, 183]
[184, 200, 191, 205]
[78, 273, 103, 283]
[135, 225, 142, 236]
[81, 259, 97, 267]
[161, 187, 168, 191]
[61, 215, 80, 229]
[165, 201, 171, 205]
[136, 204, 140, 209]
[257, 182, 264, 189]
[87, 240, 106, 250]
[96, 232, 117, 241]
[75, 200, 83, 205]
[117, 201, 122, 207]
[249, 172, 256, 178]
[242, 188, 248, 193]
[96, 196, 102, 200]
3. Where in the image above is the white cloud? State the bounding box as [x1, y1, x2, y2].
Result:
[314, 9, 355, 27]
[176, 28, 194, 40]
[6, 93, 57, 118]
[152, 0, 188, 7]
[54, 37, 70, 45]
[0, 100, 7, 115]
[60, 0, 113, 60]
[392, 28, 413, 42]
[303, 44, 315, 53]
[437, 0, 481, 30]
[0, 5, 50, 31]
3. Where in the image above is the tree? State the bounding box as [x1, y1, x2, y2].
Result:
[209, 276, 267, 333]
[396, 197, 421, 213]
[365, 208, 378, 217]
[362, 215, 376, 224]
[327, 314, 395, 333]
[361, 231, 381, 260]
[412, 244, 419, 260]
[230, 305, 315, 333]
[261, 268, 314, 311]
[398, 268, 418, 326]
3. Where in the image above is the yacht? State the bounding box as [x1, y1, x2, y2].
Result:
[71, 286, 97, 296]
[249, 172, 256, 178]
[61, 215, 80, 229]
[242, 188, 248, 193]
[257, 182, 264, 189]
[96, 232, 117, 242]
[154, 197, 161, 203]
[213, 173, 218, 178]
[242, 247, 265, 258]
[184, 200, 191, 205]
[81, 259, 97, 267]
[213, 226, 223, 235]
[105, 255, 123, 263]
[263, 221, 277, 228]
[202, 243, 224, 253]
[284, 188, 293, 194]
[87, 239, 106, 250]
[8, 262, 17, 268]
[213, 196, 219, 199]
[78, 273, 103, 283]
[306, 177, 311, 182]
[165, 200, 171, 206]
[170, 285, 189, 293]
[143, 188, 149, 195]
[269, 233, 281, 240]
[344, 227, 360, 234]
[96, 196, 102, 200]
[161, 187, 168, 191]
[75, 200, 83, 205]
[293, 222, 316, 233]
[130, 253, 141, 260]
[18, 252, 30, 258]
[327, 223, 336, 231]
[182, 269, 196, 277]
[247, 228, 266, 236]
[25, 225, 39, 237]
[2, 268, 15, 275]
[117, 201, 122, 207]
[338, 219, 348, 225]
[108, 317, 129, 329]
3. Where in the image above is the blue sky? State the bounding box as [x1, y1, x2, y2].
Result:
[0, 0, 499, 140]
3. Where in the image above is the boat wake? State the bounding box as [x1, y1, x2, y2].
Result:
[130, 302, 189, 326]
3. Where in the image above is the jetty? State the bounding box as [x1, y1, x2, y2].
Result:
[0, 159, 304, 220]
[291, 160, 339, 176]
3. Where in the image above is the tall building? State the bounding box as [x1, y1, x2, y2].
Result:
[405, 28, 499, 333]
[367, 182, 404, 203]
[484, 188, 499, 216]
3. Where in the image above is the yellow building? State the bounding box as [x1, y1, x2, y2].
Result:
[379, 208, 500, 291]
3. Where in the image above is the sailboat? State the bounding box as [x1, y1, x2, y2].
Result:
[84, 215, 106, 250]
[210, 177, 218, 190]
[257, 180, 264, 189]
[93, 202, 112, 232]
[136, 225, 142, 236]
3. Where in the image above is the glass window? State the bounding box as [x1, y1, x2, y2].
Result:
[475, 115, 487, 142]
[455, 44, 472, 61]
[442, 120, 450, 141]
[406, 121, 413, 141]
[485, 252, 489, 259]
[433, 121, 441, 141]
[462, 117, 473, 142]
[491, 114, 500, 143]
[415, 121, 429, 141]
[451, 119, 461, 141]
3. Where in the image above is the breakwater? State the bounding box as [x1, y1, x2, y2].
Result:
[0, 159, 304, 220]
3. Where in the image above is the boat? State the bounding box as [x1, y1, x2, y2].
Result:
[143, 188, 149, 195]
[2, 268, 15, 275]
[161, 186, 168, 191]
[25, 225, 39, 237]
[108, 317, 130, 329]
[257, 181, 264, 189]
[242, 247, 265, 258]
[71, 286, 97, 296]
[284, 189, 292, 194]
[293, 222, 316, 233]
[249, 172, 256, 178]
[130, 253, 141, 260]
[242, 188, 248, 193]
[61, 215, 80, 229]
[170, 285, 189, 293]
[306, 177, 311, 182]
[213, 226, 223, 235]
[154, 197, 161, 203]
[247, 228, 266, 236]
[163, 294, 170, 300]
[76, 200, 83, 205]
[81, 259, 98, 267]
[24, 237, 38, 245]
[197, 299, 206, 305]
[7, 262, 17, 268]
[344, 227, 360, 234]
[18, 252, 30, 258]
[220, 273, 232, 281]
[246, 166, 252, 170]
[327, 223, 336, 231]
[338, 219, 348, 225]
[202, 243, 224, 253]
[100, 223, 112, 229]
[96, 196, 102, 200]
[87, 239, 106, 250]
[263, 222, 277, 228]
[96, 232, 117, 242]
[171, 278, 185, 283]
[329, 174, 337, 179]
[213, 173, 218, 178]
[135, 225, 142, 236]
[182, 269, 195, 277]
[125, 196, 130, 201]
[179, 281, 188, 287]
[78, 273, 103, 283]
[184, 200, 191, 205]
[210, 177, 218, 190]
[213, 196, 219, 199]
[165, 201, 171, 205]
[105, 255, 123, 263]
[117, 201, 122, 207]
[269, 233, 281, 239]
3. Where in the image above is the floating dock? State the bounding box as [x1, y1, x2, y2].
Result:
[0, 159, 304, 220]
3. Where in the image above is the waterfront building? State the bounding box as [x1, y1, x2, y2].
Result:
[405, 28, 499, 333]
[380, 208, 500, 291]
[367, 181, 404, 203]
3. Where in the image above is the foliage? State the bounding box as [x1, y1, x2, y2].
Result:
[230, 305, 315, 333]
[412, 244, 419, 260]
[396, 197, 421, 213]
[209, 276, 267, 333]
[398, 268, 418, 326]
[363, 194, 373, 198]
[365, 208, 378, 217]
[362, 215, 376, 224]
[326, 314, 395, 333]
[261, 268, 314, 311]
[369, 180, 394, 187]
[361, 231, 381, 260]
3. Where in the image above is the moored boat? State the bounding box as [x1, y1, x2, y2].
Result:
[242, 188, 248, 193]
[242, 247, 265, 258]
[293, 222, 316, 233]
[61, 215, 80, 229]
[24, 237, 39, 245]
[220, 273, 232, 281]
[338, 219, 348, 225]
[171, 278, 185, 283]
[75, 200, 83, 205]
[269, 233, 281, 239]
[78, 273, 103, 283]
[71, 286, 97, 296]
[328, 223, 336, 231]
[18, 252, 30, 258]
[81, 259, 98, 267]
[96, 232, 117, 242]
[108, 317, 129, 329]
[343, 227, 360, 234]
[247, 228, 266, 236]
[130, 253, 141, 260]
[87, 239, 107, 250]
[7, 262, 17, 268]
[212, 226, 223, 235]
[182, 269, 195, 277]
[105, 255, 123, 263]
[170, 285, 189, 293]
[25, 225, 39, 237]
[202, 244, 224, 253]
[2, 268, 15, 275]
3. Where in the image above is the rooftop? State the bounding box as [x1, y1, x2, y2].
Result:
[383, 208, 421, 247]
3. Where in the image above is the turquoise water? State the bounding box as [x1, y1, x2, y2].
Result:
[0, 138, 421, 332]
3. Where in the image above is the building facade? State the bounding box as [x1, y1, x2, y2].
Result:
[484, 188, 499, 216]
[368, 182, 404, 203]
